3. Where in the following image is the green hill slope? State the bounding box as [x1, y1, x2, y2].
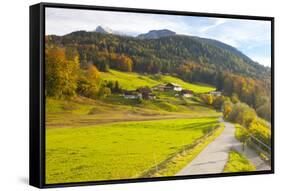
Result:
[100, 70, 215, 93]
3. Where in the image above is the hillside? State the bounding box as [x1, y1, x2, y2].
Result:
[46, 30, 271, 115]
[100, 70, 215, 93]
[46, 30, 270, 81]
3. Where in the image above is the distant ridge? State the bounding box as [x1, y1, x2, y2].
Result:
[95, 26, 114, 34]
[137, 29, 176, 39]
[48, 28, 270, 80]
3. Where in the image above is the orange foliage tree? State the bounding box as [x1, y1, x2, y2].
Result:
[45, 46, 80, 98]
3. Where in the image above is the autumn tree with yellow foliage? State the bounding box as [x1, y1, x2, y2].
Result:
[45, 46, 80, 98]
[77, 65, 101, 98]
[200, 94, 214, 105]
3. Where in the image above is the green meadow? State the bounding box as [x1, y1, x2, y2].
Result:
[46, 117, 220, 183]
[46, 90, 220, 128]
[100, 70, 215, 93]
[46, 71, 222, 184]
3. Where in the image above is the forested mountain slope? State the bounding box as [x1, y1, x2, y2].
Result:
[46, 29, 271, 120]
[47, 30, 270, 81]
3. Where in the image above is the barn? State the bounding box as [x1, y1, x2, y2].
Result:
[164, 83, 182, 91]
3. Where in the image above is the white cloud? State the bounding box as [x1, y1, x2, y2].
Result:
[200, 18, 227, 33]
[197, 19, 271, 49]
[46, 8, 190, 36]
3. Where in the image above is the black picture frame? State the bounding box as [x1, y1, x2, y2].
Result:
[30, 2, 275, 188]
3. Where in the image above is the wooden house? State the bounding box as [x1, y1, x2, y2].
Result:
[164, 83, 182, 91]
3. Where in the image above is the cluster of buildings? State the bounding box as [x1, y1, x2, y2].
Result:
[123, 83, 194, 100]
[123, 82, 223, 100]
[152, 83, 183, 92]
[123, 87, 156, 100]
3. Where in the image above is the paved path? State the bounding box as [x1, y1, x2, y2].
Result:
[176, 117, 270, 176]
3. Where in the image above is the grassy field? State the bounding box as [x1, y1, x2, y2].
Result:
[143, 123, 225, 177]
[46, 71, 221, 184]
[100, 70, 215, 93]
[223, 150, 256, 172]
[46, 93, 221, 128]
[46, 117, 220, 184]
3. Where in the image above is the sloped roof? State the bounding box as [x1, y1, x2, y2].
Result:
[181, 89, 193, 94]
[152, 84, 166, 88]
[166, 83, 182, 87]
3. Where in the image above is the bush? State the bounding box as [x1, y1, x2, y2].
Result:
[231, 94, 240, 104]
[256, 102, 271, 122]
[223, 100, 233, 119]
[200, 94, 214, 105]
[98, 87, 111, 98]
[77, 76, 99, 98]
[235, 124, 249, 143]
[227, 103, 256, 127]
[248, 119, 271, 146]
[233, 111, 271, 150]
[213, 96, 226, 110]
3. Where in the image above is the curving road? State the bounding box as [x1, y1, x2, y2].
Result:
[176, 117, 270, 176]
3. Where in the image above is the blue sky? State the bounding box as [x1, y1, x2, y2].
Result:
[46, 8, 271, 67]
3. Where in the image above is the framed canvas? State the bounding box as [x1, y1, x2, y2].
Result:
[30, 2, 274, 188]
